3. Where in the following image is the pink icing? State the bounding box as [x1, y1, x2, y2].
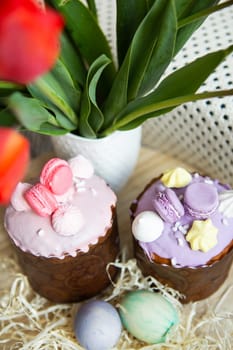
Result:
[5, 175, 116, 258]
[11, 182, 32, 211]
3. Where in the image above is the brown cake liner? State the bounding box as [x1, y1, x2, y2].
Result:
[11, 206, 120, 303]
[130, 175, 233, 303]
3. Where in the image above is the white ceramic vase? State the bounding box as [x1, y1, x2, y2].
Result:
[50, 128, 141, 192]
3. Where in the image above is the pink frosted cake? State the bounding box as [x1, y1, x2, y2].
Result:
[130, 167, 233, 302]
[4, 155, 119, 302]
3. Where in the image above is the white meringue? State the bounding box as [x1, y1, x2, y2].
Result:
[132, 211, 164, 242]
[218, 190, 233, 218]
[68, 155, 94, 179]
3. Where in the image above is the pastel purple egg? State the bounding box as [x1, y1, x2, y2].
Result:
[74, 300, 122, 350]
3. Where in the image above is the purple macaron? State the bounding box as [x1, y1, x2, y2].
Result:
[153, 188, 184, 223]
[183, 182, 219, 219]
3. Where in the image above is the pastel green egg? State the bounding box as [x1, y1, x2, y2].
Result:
[118, 290, 179, 344]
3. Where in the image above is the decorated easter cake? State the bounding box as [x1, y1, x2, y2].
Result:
[130, 167, 233, 302]
[4, 155, 119, 302]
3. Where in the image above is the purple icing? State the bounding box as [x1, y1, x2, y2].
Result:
[134, 174, 233, 268]
[153, 188, 184, 224]
[183, 182, 219, 219]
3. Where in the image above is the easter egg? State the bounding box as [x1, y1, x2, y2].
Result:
[74, 300, 122, 350]
[118, 290, 179, 344]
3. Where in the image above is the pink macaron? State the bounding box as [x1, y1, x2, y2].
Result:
[153, 188, 184, 224]
[24, 183, 58, 217]
[40, 158, 73, 195]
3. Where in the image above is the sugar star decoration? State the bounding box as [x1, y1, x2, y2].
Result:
[186, 219, 218, 252]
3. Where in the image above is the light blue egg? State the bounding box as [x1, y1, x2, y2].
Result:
[74, 300, 122, 350]
[118, 290, 179, 344]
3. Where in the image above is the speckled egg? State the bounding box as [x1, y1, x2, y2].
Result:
[74, 300, 122, 350]
[118, 290, 179, 344]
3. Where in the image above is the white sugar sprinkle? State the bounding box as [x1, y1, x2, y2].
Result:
[177, 238, 184, 246]
[204, 179, 214, 184]
[175, 221, 180, 228]
[194, 173, 199, 178]
[91, 188, 97, 196]
[171, 257, 177, 266]
[78, 180, 86, 186]
[77, 187, 86, 193]
[172, 226, 178, 232]
[179, 225, 188, 234]
[222, 218, 229, 226]
[37, 229, 44, 237]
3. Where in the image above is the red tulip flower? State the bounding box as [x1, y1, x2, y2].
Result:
[0, 128, 30, 205]
[0, 0, 64, 84]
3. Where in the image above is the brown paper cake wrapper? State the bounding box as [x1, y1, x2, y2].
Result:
[11, 208, 119, 303]
[134, 238, 233, 303]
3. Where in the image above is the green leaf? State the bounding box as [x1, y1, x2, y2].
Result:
[178, 0, 233, 28]
[28, 61, 79, 126]
[175, 0, 220, 55]
[102, 49, 131, 130]
[118, 89, 233, 130]
[50, 59, 81, 112]
[86, 0, 97, 17]
[60, 33, 86, 88]
[127, 0, 176, 99]
[8, 92, 68, 135]
[116, 0, 149, 65]
[137, 0, 177, 97]
[101, 44, 233, 133]
[48, 106, 76, 131]
[0, 81, 23, 90]
[0, 81, 25, 98]
[102, 0, 176, 129]
[0, 107, 18, 126]
[50, 0, 116, 95]
[79, 55, 110, 138]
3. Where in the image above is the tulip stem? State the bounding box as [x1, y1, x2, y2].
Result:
[178, 0, 233, 28]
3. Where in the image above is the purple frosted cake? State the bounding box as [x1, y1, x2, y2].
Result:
[130, 167, 233, 303]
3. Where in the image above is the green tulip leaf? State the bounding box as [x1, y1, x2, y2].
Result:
[79, 55, 110, 138]
[50, 0, 116, 95]
[175, 0, 220, 55]
[0, 107, 18, 126]
[128, 0, 177, 99]
[60, 33, 86, 88]
[136, 0, 177, 97]
[101, 44, 233, 133]
[28, 60, 79, 126]
[86, 0, 97, 17]
[8, 92, 67, 135]
[102, 49, 131, 130]
[117, 89, 233, 131]
[116, 0, 149, 65]
[102, 0, 176, 129]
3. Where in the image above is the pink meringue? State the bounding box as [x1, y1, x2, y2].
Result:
[52, 204, 85, 236]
